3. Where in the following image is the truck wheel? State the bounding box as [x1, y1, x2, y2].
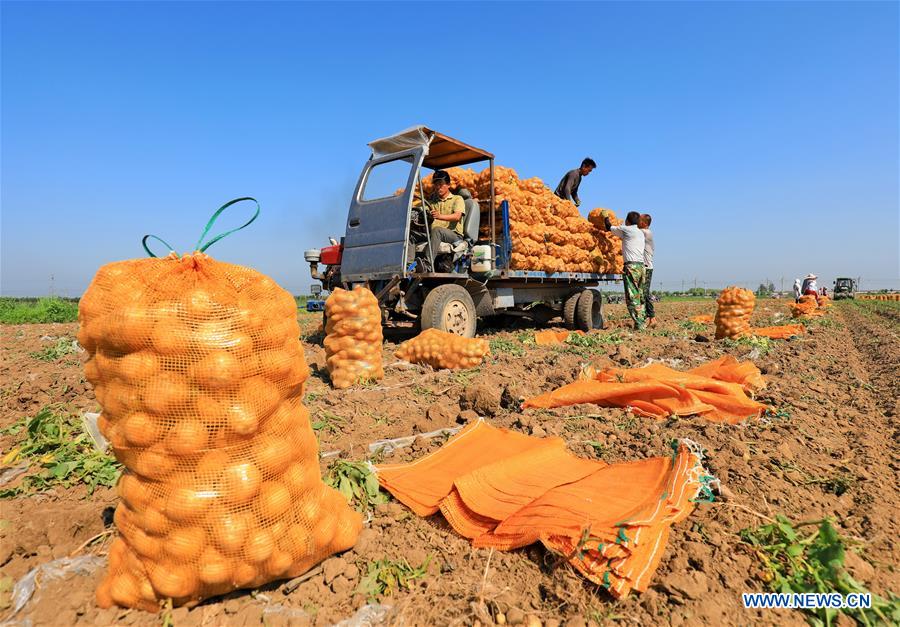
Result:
[576, 290, 605, 331]
[421, 284, 477, 338]
[563, 291, 582, 330]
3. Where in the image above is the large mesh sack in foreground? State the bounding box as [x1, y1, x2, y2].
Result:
[324, 286, 384, 389]
[395, 328, 490, 370]
[79, 252, 362, 610]
[714, 287, 755, 339]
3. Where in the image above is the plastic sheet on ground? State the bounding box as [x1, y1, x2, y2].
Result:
[6, 556, 105, 620]
[524, 356, 768, 424]
[333, 603, 393, 627]
[376, 420, 715, 599]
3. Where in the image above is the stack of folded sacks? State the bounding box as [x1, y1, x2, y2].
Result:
[752, 324, 806, 339]
[376, 420, 716, 599]
[524, 356, 769, 424]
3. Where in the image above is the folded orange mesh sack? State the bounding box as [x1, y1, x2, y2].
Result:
[376, 420, 716, 598]
[395, 328, 490, 370]
[324, 286, 384, 389]
[523, 356, 768, 424]
[689, 314, 713, 324]
[80, 252, 362, 611]
[752, 324, 806, 340]
[714, 287, 755, 339]
[534, 329, 584, 345]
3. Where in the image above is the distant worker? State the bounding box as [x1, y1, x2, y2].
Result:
[604, 211, 646, 330]
[793, 278, 802, 302]
[554, 158, 596, 207]
[801, 273, 818, 296]
[821, 286, 828, 297]
[426, 170, 466, 248]
[638, 213, 656, 327]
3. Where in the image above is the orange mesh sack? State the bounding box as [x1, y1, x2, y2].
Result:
[789, 295, 823, 318]
[323, 286, 384, 389]
[395, 328, 490, 370]
[79, 252, 362, 611]
[714, 287, 755, 339]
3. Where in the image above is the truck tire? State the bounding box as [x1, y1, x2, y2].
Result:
[576, 289, 605, 331]
[563, 291, 582, 330]
[421, 284, 477, 338]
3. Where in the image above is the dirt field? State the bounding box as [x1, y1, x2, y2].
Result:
[1, 299, 898, 626]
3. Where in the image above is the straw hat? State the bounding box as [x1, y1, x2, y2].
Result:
[804, 273, 817, 280]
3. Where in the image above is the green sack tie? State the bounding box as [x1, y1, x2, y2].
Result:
[141, 235, 178, 259]
[142, 197, 260, 257]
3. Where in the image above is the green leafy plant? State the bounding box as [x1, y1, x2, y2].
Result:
[585, 440, 608, 458]
[560, 331, 623, 357]
[324, 460, 389, 512]
[489, 336, 525, 357]
[679, 320, 707, 333]
[723, 335, 775, 356]
[0, 406, 120, 497]
[357, 556, 432, 601]
[311, 411, 347, 434]
[30, 337, 80, 362]
[740, 515, 900, 626]
[0, 297, 80, 324]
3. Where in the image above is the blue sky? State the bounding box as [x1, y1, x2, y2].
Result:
[2, 1, 898, 296]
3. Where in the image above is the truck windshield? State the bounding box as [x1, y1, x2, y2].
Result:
[361, 156, 415, 201]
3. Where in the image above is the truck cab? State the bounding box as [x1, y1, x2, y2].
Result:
[305, 126, 620, 337]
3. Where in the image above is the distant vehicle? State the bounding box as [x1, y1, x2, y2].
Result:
[833, 277, 856, 300]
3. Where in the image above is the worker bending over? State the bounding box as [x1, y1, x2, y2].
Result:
[604, 211, 647, 330]
[554, 158, 596, 207]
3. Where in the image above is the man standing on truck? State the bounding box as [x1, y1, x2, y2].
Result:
[604, 211, 647, 330]
[639, 213, 656, 327]
[426, 169, 466, 248]
[554, 158, 596, 207]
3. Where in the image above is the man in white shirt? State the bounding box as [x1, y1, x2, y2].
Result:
[604, 211, 647, 330]
[639, 213, 656, 327]
[793, 278, 802, 302]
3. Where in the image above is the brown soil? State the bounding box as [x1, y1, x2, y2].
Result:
[1, 300, 897, 626]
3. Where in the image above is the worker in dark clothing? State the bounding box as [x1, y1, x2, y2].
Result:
[554, 158, 596, 207]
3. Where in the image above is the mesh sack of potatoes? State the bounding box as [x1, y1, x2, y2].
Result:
[323, 286, 384, 389]
[395, 328, 490, 370]
[714, 287, 756, 339]
[789, 294, 822, 318]
[79, 252, 362, 611]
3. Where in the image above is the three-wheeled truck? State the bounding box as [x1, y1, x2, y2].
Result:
[304, 126, 621, 338]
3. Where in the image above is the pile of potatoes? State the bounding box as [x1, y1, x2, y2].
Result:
[395, 328, 490, 370]
[324, 286, 384, 389]
[715, 287, 756, 339]
[79, 252, 361, 610]
[416, 167, 624, 274]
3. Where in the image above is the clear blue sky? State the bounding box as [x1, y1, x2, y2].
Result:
[2, 1, 898, 296]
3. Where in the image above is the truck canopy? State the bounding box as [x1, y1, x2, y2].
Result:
[368, 125, 494, 169]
